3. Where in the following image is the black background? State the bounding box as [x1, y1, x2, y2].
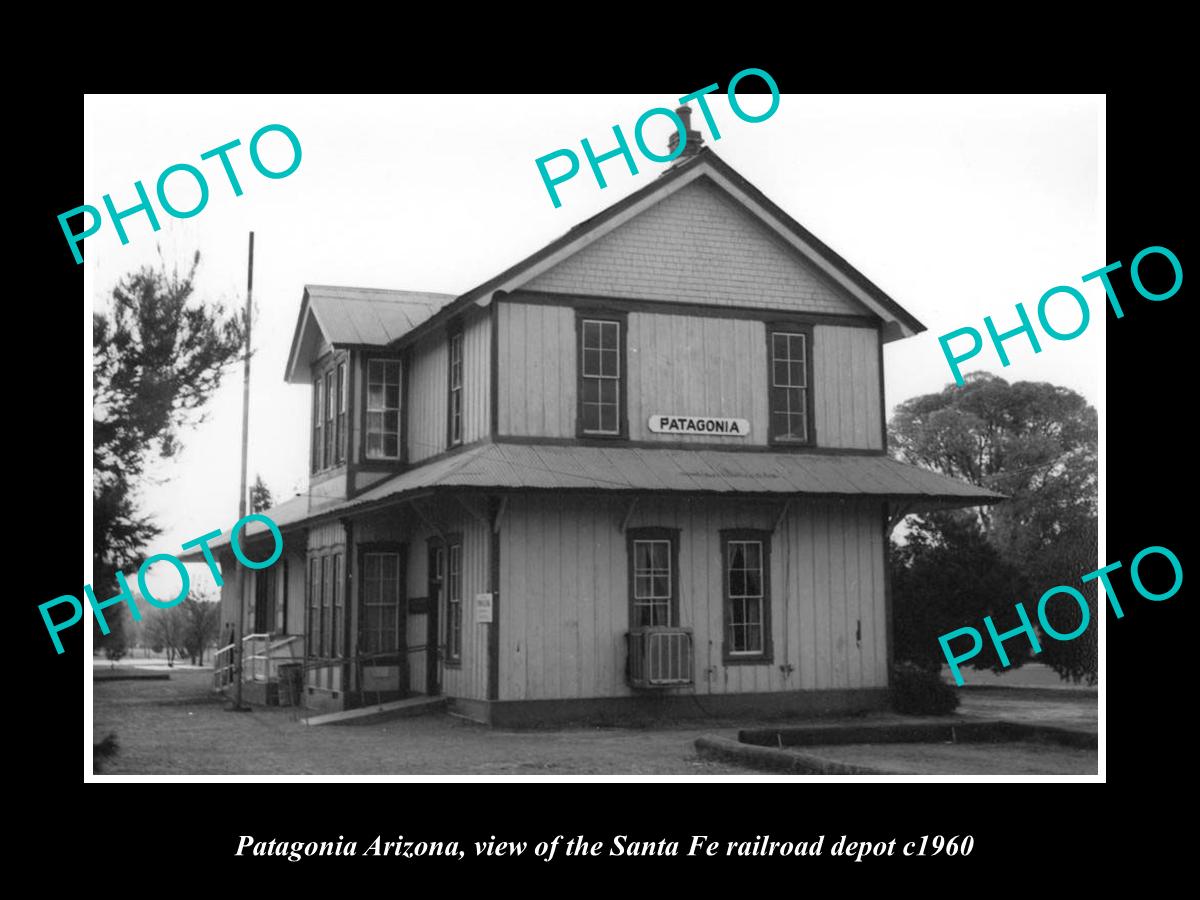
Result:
[19, 51, 1189, 887]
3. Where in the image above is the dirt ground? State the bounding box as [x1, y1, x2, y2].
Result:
[92, 668, 1097, 776]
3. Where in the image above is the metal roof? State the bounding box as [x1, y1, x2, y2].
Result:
[181, 446, 1002, 558]
[377, 148, 927, 355]
[317, 443, 1004, 522]
[284, 285, 456, 382]
[177, 492, 341, 560]
[305, 285, 455, 346]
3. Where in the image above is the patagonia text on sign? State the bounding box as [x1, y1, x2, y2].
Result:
[937, 245, 1183, 385]
[59, 124, 302, 265]
[42, 513, 282, 654]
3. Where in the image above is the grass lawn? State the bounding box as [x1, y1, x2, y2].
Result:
[93, 669, 1097, 776]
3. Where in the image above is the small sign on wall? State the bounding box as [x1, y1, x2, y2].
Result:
[475, 592, 494, 624]
[648, 415, 750, 436]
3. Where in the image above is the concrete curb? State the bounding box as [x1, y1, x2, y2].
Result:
[738, 719, 1096, 750]
[695, 736, 891, 775]
[304, 696, 448, 727]
[93, 671, 171, 682]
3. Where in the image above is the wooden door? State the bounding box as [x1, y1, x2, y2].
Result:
[358, 544, 407, 699]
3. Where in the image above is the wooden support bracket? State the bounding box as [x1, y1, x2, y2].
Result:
[619, 497, 640, 533]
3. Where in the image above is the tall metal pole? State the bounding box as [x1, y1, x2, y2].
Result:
[234, 231, 254, 711]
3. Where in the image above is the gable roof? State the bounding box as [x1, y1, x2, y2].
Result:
[284, 285, 455, 383]
[375, 147, 926, 354]
[285, 148, 926, 383]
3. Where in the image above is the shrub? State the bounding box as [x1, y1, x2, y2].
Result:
[890, 663, 960, 716]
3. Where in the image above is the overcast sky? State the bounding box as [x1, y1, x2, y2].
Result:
[83, 93, 1102, 597]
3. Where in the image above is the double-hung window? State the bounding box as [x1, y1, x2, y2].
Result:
[311, 377, 324, 473]
[578, 314, 625, 437]
[320, 551, 332, 658]
[768, 326, 814, 445]
[335, 362, 347, 464]
[312, 354, 351, 472]
[447, 328, 463, 447]
[627, 527, 679, 629]
[445, 539, 462, 665]
[721, 529, 773, 663]
[324, 369, 335, 468]
[366, 359, 401, 460]
[307, 557, 321, 658]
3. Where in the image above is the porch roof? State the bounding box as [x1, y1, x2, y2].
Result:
[183, 445, 1002, 560]
[329, 442, 1004, 519]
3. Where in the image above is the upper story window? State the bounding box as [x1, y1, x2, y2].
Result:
[335, 362, 346, 465]
[324, 368, 336, 467]
[447, 327, 463, 447]
[366, 359, 401, 460]
[578, 313, 627, 438]
[312, 354, 349, 473]
[311, 376, 324, 474]
[768, 325, 814, 446]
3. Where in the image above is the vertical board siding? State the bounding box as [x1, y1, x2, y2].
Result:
[813, 325, 883, 450]
[627, 314, 769, 444]
[463, 311, 491, 445]
[498, 495, 886, 701]
[407, 332, 448, 463]
[498, 304, 881, 450]
[496, 302, 576, 438]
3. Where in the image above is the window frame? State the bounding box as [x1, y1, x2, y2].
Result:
[576, 310, 628, 440]
[720, 528, 774, 664]
[311, 375, 324, 473]
[447, 324, 464, 448]
[766, 322, 816, 447]
[444, 535, 463, 667]
[306, 556, 320, 660]
[625, 526, 681, 630]
[311, 352, 352, 474]
[364, 356, 402, 462]
[320, 552, 332, 658]
[335, 361, 347, 465]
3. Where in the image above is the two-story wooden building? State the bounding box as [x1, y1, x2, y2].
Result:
[192, 131, 1001, 725]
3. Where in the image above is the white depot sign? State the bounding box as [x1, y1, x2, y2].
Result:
[648, 415, 750, 437]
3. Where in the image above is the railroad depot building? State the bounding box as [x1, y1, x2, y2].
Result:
[193, 137, 1000, 725]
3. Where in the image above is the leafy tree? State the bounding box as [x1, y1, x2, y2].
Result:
[891, 515, 1032, 674]
[180, 597, 222, 666]
[92, 252, 245, 652]
[250, 474, 274, 514]
[144, 604, 186, 666]
[889, 373, 1098, 684]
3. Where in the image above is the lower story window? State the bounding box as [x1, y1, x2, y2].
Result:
[445, 540, 462, 664]
[722, 530, 773, 663]
[626, 527, 680, 629]
[307, 551, 344, 658]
